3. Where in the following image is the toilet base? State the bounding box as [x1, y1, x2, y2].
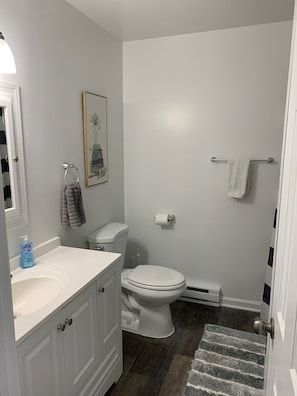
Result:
[121, 303, 175, 338]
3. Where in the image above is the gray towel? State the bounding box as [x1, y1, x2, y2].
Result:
[61, 182, 86, 228]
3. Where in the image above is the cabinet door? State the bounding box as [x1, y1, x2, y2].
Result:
[17, 312, 64, 396]
[62, 282, 99, 396]
[97, 268, 122, 364]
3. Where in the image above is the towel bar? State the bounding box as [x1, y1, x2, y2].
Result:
[210, 156, 273, 163]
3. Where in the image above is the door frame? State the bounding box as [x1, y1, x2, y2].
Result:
[0, 174, 20, 396]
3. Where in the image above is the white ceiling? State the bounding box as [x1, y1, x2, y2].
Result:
[65, 0, 294, 41]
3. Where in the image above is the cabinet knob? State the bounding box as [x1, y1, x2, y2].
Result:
[65, 318, 73, 326]
[57, 323, 66, 332]
[98, 287, 105, 294]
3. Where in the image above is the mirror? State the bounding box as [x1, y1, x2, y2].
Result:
[0, 83, 28, 229]
[0, 107, 12, 209]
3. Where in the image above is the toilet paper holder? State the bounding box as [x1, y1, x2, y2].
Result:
[154, 213, 176, 225]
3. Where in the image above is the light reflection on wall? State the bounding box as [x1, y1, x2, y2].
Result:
[164, 107, 190, 134]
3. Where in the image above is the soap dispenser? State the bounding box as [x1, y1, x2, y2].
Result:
[19, 235, 35, 269]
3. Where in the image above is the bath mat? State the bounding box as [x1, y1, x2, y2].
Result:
[184, 324, 266, 396]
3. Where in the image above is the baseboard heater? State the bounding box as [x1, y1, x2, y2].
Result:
[179, 281, 221, 307]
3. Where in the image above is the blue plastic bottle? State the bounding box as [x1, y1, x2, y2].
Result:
[19, 235, 35, 268]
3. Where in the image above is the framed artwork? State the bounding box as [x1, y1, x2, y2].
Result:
[83, 91, 108, 186]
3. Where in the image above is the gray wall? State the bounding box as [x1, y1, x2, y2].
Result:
[123, 22, 292, 310]
[1, 0, 293, 310]
[1, 0, 125, 259]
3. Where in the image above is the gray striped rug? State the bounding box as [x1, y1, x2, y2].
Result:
[184, 324, 266, 396]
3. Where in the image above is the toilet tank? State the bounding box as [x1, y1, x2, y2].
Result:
[87, 223, 129, 267]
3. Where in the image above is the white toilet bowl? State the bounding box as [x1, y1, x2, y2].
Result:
[87, 223, 186, 339]
[121, 265, 186, 338]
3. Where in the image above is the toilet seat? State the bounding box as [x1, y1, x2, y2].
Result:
[127, 265, 185, 291]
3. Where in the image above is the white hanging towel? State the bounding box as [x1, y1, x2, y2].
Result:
[227, 159, 250, 199]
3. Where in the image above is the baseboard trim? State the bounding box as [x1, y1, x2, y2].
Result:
[221, 296, 261, 312]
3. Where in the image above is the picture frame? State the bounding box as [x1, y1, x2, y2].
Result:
[83, 91, 108, 187]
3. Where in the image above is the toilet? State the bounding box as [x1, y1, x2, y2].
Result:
[87, 222, 186, 338]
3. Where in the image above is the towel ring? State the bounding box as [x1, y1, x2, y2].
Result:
[62, 162, 80, 185]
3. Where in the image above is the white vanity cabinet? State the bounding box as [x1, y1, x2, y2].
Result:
[17, 309, 64, 396]
[16, 263, 122, 396]
[62, 282, 99, 396]
[86, 267, 122, 395]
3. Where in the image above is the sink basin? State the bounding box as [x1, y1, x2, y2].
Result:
[12, 276, 65, 318]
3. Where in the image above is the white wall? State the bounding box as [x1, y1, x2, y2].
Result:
[1, 0, 125, 261]
[123, 22, 292, 310]
[0, 1, 292, 309]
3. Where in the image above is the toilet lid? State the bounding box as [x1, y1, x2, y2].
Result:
[128, 265, 185, 290]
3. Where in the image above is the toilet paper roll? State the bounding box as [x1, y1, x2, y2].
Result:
[155, 214, 170, 225]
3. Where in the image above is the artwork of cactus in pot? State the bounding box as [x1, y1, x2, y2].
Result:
[89, 112, 106, 177]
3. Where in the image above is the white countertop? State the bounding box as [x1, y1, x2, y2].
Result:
[12, 245, 121, 346]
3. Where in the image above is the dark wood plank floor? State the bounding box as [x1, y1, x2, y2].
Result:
[106, 300, 258, 396]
